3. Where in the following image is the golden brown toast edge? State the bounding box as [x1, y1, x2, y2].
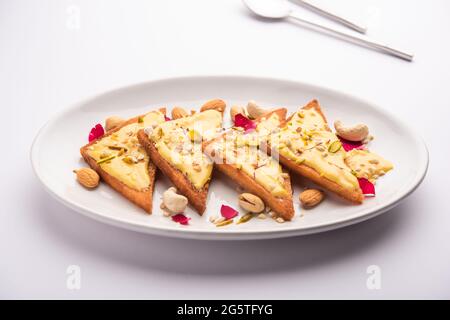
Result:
[203, 108, 295, 221]
[270, 100, 364, 204]
[213, 163, 295, 221]
[79, 108, 166, 213]
[137, 129, 209, 215]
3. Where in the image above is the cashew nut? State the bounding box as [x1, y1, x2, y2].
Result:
[162, 187, 188, 214]
[230, 105, 245, 122]
[334, 120, 369, 142]
[246, 100, 269, 119]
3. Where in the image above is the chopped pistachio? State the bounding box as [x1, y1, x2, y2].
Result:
[236, 213, 253, 225]
[96, 155, 116, 164]
[122, 155, 138, 164]
[328, 140, 342, 153]
[108, 145, 127, 151]
[216, 219, 233, 227]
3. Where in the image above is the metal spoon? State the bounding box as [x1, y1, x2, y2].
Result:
[242, 0, 413, 61]
[290, 0, 367, 34]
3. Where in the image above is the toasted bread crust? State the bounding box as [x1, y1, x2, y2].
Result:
[269, 100, 364, 204]
[213, 163, 295, 221]
[274, 153, 363, 204]
[79, 109, 166, 213]
[258, 108, 287, 122]
[204, 108, 295, 220]
[137, 130, 209, 215]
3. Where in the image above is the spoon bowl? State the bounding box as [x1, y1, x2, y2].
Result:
[242, 0, 291, 19]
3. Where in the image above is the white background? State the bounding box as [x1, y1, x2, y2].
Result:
[1, 0, 449, 299]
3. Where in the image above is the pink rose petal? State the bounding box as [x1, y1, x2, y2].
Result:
[164, 115, 171, 121]
[171, 213, 190, 225]
[88, 123, 105, 142]
[358, 178, 376, 197]
[234, 113, 256, 133]
[338, 136, 366, 152]
[220, 205, 239, 220]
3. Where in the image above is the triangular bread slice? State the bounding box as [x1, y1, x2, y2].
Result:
[80, 109, 166, 213]
[137, 109, 223, 215]
[267, 100, 364, 204]
[203, 109, 295, 221]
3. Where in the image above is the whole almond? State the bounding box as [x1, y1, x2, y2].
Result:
[200, 99, 226, 114]
[74, 168, 100, 189]
[171, 107, 188, 119]
[299, 189, 324, 208]
[105, 116, 125, 131]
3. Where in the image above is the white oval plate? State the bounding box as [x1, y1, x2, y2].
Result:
[31, 76, 428, 240]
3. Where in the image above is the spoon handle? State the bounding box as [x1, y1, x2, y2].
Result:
[288, 12, 413, 62]
[291, 0, 367, 34]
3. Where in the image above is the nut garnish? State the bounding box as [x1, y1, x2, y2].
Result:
[246, 100, 269, 119]
[299, 189, 325, 209]
[276, 217, 285, 224]
[162, 187, 188, 214]
[216, 219, 233, 227]
[363, 135, 374, 144]
[105, 116, 125, 131]
[192, 162, 202, 172]
[172, 107, 189, 119]
[122, 155, 138, 164]
[96, 155, 116, 164]
[213, 216, 226, 224]
[236, 213, 253, 224]
[238, 193, 265, 213]
[334, 120, 369, 142]
[328, 141, 342, 153]
[200, 99, 226, 114]
[73, 168, 100, 189]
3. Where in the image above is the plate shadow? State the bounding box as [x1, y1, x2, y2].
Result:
[34, 186, 411, 277]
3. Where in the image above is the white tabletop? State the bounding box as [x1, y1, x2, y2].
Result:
[1, 0, 449, 299]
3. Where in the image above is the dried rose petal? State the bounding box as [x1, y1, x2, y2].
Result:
[234, 114, 256, 133]
[220, 204, 239, 220]
[88, 124, 105, 142]
[338, 136, 365, 152]
[171, 213, 190, 225]
[358, 178, 375, 197]
[164, 115, 171, 121]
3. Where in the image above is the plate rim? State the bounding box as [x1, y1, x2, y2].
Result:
[30, 75, 429, 240]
